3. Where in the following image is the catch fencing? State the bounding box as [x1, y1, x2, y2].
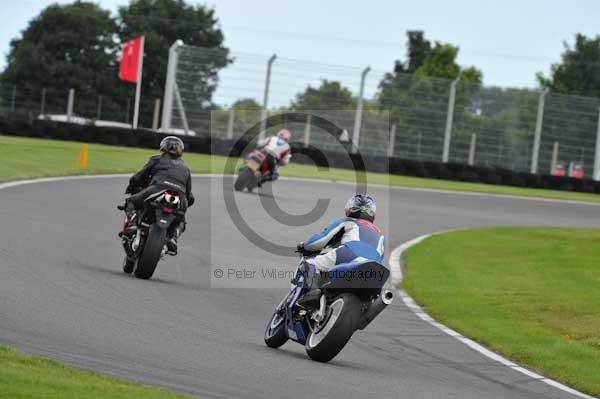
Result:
[3, 44, 600, 179]
[163, 45, 600, 179]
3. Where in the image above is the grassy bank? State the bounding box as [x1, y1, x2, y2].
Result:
[2, 135, 600, 203]
[0, 346, 193, 399]
[402, 227, 600, 396]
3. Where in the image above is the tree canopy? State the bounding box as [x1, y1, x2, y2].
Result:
[291, 80, 357, 110]
[375, 31, 483, 158]
[538, 33, 600, 98]
[1, 2, 120, 107]
[415, 42, 481, 83]
[119, 0, 229, 124]
[1, 0, 229, 125]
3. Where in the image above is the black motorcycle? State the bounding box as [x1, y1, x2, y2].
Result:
[118, 190, 183, 279]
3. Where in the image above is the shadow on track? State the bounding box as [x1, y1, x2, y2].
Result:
[77, 261, 188, 287]
[248, 342, 365, 370]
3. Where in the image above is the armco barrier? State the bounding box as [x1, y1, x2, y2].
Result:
[1, 116, 599, 194]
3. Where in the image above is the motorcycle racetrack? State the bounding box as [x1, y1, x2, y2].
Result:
[1, 175, 598, 399]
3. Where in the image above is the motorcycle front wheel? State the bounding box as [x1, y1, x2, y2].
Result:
[264, 309, 288, 348]
[305, 293, 361, 362]
[264, 293, 290, 348]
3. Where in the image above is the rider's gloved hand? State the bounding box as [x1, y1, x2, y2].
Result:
[295, 242, 305, 253]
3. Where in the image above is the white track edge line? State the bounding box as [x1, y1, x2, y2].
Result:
[389, 232, 596, 399]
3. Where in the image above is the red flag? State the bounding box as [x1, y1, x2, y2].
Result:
[119, 37, 142, 83]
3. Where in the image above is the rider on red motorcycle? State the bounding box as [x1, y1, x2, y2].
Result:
[255, 129, 292, 186]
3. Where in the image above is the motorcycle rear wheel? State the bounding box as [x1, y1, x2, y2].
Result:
[305, 293, 361, 362]
[234, 168, 254, 191]
[134, 224, 166, 280]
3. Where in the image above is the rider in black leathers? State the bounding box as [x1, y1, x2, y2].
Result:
[122, 136, 195, 253]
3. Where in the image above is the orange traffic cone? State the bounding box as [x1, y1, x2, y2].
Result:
[77, 144, 88, 169]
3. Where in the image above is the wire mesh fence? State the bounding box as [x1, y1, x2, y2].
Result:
[167, 45, 600, 177]
[3, 44, 600, 178]
[0, 84, 157, 127]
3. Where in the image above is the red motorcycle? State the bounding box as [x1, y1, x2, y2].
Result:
[234, 150, 271, 192]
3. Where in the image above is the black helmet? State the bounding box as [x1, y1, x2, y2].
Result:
[160, 136, 184, 157]
[344, 194, 376, 222]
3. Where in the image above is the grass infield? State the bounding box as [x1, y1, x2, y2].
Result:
[2, 135, 600, 204]
[0, 346, 193, 399]
[402, 227, 600, 397]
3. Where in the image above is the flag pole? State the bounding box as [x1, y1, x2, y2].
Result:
[132, 36, 145, 129]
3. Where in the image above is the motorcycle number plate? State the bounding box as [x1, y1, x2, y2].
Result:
[247, 159, 260, 172]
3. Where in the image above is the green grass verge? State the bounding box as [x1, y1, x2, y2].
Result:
[402, 227, 600, 397]
[2, 135, 600, 204]
[0, 346, 193, 399]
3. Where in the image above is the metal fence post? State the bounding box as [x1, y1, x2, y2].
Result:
[468, 133, 477, 165]
[152, 98, 161, 130]
[125, 97, 130, 124]
[11, 85, 16, 112]
[387, 124, 396, 157]
[303, 114, 312, 148]
[66, 88, 75, 122]
[226, 108, 235, 139]
[259, 54, 277, 140]
[97, 95, 103, 120]
[351, 66, 370, 154]
[550, 141, 559, 175]
[132, 35, 145, 129]
[594, 108, 600, 181]
[442, 77, 459, 163]
[530, 88, 549, 174]
[161, 40, 183, 131]
[174, 85, 190, 135]
[40, 88, 46, 115]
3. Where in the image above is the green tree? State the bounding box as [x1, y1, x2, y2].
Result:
[377, 33, 482, 158]
[291, 80, 357, 110]
[231, 98, 262, 132]
[1, 1, 120, 115]
[377, 30, 431, 111]
[415, 43, 482, 83]
[405, 31, 432, 73]
[538, 33, 600, 97]
[118, 0, 230, 127]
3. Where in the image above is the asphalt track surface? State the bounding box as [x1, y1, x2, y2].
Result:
[1, 175, 599, 399]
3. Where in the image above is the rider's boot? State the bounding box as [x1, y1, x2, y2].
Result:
[258, 172, 274, 188]
[257, 175, 267, 187]
[167, 223, 183, 255]
[120, 201, 138, 238]
[296, 261, 322, 307]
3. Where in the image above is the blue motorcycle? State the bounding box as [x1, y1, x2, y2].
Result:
[264, 249, 394, 362]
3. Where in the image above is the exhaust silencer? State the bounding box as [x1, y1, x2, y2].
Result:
[356, 289, 394, 330]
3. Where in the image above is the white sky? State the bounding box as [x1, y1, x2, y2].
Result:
[2, 0, 599, 104]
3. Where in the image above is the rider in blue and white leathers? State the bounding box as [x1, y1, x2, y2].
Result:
[298, 195, 384, 276]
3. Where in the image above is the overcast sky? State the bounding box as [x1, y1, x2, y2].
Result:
[2, 0, 600, 104]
